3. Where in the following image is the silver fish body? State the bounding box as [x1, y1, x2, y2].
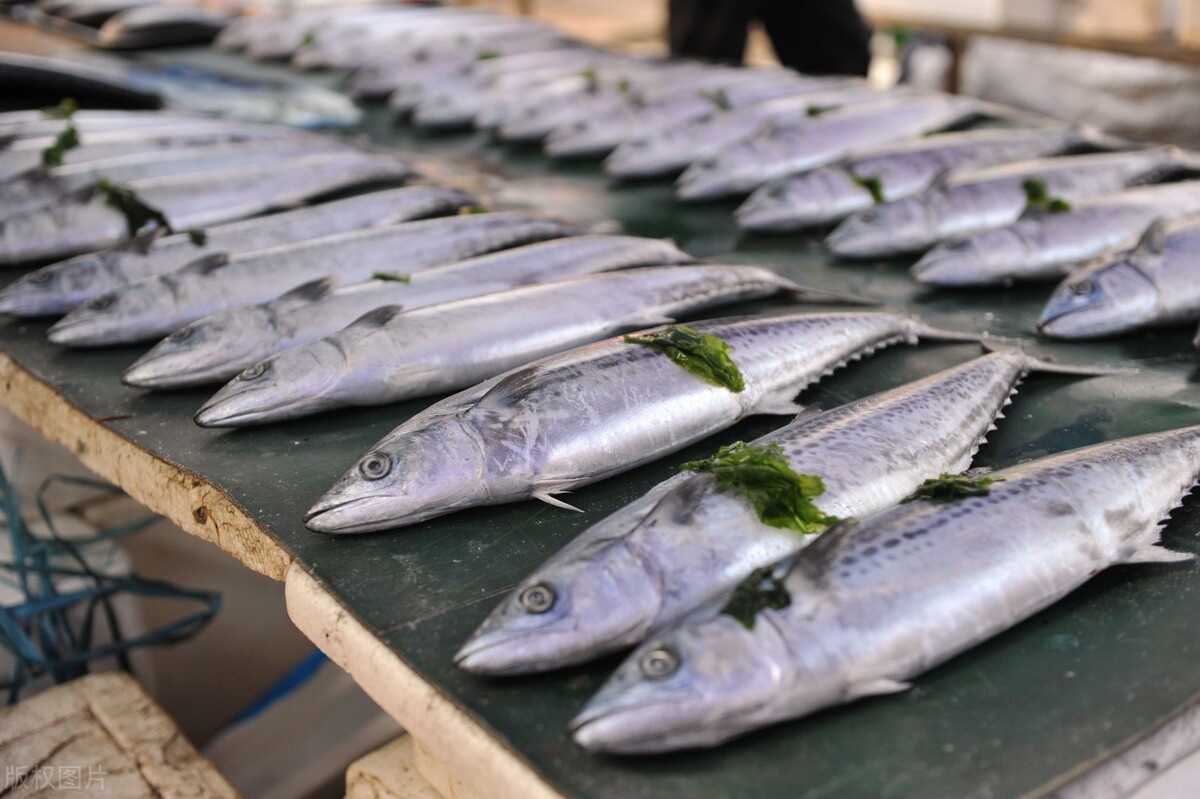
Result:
[1039, 218, 1200, 338]
[735, 126, 1088, 232]
[0, 138, 349, 219]
[0, 186, 475, 318]
[912, 180, 1200, 286]
[194, 264, 814, 425]
[456, 350, 1101, 675]
[303, 311, 979, 533]
[603, 84, 882, 180]
[826, 146, 1184, 259]
[0, 151, 413, 266]
[573, 425, 1200, 753]
[47, 212, 580, 346]
[675, 95, 979, 201]
[125, 235, 692, 389]
[543, 73, 829, 160]
[0, 109, 215, 144]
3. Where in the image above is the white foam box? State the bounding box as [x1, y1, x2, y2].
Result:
[1006, 0, 1167, 41]
[859, 0, 1006, 29]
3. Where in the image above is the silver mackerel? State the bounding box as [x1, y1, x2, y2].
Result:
[303, 311, 982, 533]
[573, 425, 1200, 753]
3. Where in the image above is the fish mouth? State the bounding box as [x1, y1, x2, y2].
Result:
[193, 388, 296, 427]
[46, 315, 117, 347]
[303, 495, 401, 535]
[909, 246, 987, 286]
[569, 697, 694, 754]
[454, 624, 600, 676]
[124, 349, 238, 390]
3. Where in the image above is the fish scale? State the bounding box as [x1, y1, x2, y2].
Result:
[573, 425, 1199, 754]
[47, 212, 580, 347]
[454, 350, 1104, 676]
[303, 311, 983, 534]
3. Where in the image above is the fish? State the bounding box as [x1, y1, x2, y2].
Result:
[572, 425, 1200, 754]
[303, 311, 983, 534]
[734, 126, 1091, 232]
[674, 95, 980, 202]
[603, 83, 881, 180]
[193, 265, 860, 425]
[0, 109, 214, 144]
[124, 235, 693, 389]
[0, 185, 476, 318]
[825, 146, 1188, 259]
[47, 212, 581, 346]
[0, 120, 313, 180]
[911, 180, 1200, 286]
[456, 349, 1114, 675]
[1039, 218, 1200, 338]
[0, 138, 351, 219]
[0, 150, 413, 266]
[542, 72, 835, 160]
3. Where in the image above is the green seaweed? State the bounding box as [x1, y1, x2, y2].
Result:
[624, 325, 745, 392]
[700, 88, 731, 111]
[96, 179, 172, 239]
[187, 228, 207, 247]
[372, 271, 411, 282]
[903, 473, 1005, 503]
[683, 442, 838, 534]
[806, 104, 837, 118]
[721, 565, 792, 630]
[1023, 178, 1073, 214]
[851, 173, 886, 204]
[39, 98, 80, 168]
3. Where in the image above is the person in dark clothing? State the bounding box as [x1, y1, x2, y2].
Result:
[667, 0, 872, 76]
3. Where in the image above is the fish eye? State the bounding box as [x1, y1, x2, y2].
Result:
[640, 647, 680, 680]
[860, 211, 877, 223]
[518, 583, 556, 613]
[86, 295, 113, 310]
[169, 327, 194, 342]
[358, 451, 392, 481]
[765, 184, 787, 200]
[28, 272, 52, 285]
[1070, 279, 1095, 296]
[240, 362, 267, 381]
[944, 239, 971, 251]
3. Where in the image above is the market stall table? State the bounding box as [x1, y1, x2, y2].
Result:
[3, 34, 1200, 799]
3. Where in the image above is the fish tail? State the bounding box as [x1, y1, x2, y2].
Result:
[979, 336, 1134, 376]
[784, 281, 877, 306]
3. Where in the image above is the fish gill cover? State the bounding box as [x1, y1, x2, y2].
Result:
[721, 564, 792, 630]
[39, 98, 80, 168]
[683, 441, 839, 534]
[903, 472, 1005, 503]
[624, 325, 746, 392]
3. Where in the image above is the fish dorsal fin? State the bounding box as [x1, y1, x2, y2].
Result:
[642, 475, 713, 527]
[129, 228, 163, 254]
[281, 277, 337, 303]
[1133, 218, 1169, 259]
[179, 252, 230, 276]
[789, 403, 824, 425]
[350, 304, 404, 329]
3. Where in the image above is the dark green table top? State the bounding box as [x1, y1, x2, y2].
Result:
[3, 42, 1200, 799]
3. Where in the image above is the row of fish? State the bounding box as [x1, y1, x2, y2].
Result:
[213, 5, 1200, 347]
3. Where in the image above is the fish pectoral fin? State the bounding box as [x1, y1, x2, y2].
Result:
[752, 387, 805, 416]
[533, 489, 584, 513]
[1125, 544, 1194, 565]
[845, 678, 911, 700]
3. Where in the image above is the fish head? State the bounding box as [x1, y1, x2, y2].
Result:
[1038, 259, 1158, 339]
[736, 168, 860, 231]
[194, 338, 349, 427]
[825, 196, 934, 259]
[124, 303, 280, 389]
[674, 147, 740, 202]
[0, 251, 115, 317]
[455, 537, 662, 675]
[46, 280, 172, 347]
[570, 614, 797, 753]
[304, 417, 488, 533]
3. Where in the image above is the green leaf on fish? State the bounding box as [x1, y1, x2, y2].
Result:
[187, 228, 207, 247]
[1022, 178, 1073, 214]
[625, 325, 745, 392]
[902, 472, 1004, 503]
[457, 205, 489, 215]
[39, 98, 80, 168]
[96, 179, 173, 239]
[617, 77, 632, 94]
[477, 50, 501, 60]
[699, 88, 731, 111]
[683, 442, 838, 534]
[851, 173, 885, 204]
[299, 31, 316, 49]
[372, 271, 411, 282]
[579, 68, 599, 92]
[721, 565, 791, 630]
[806, 104, 837, 118]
